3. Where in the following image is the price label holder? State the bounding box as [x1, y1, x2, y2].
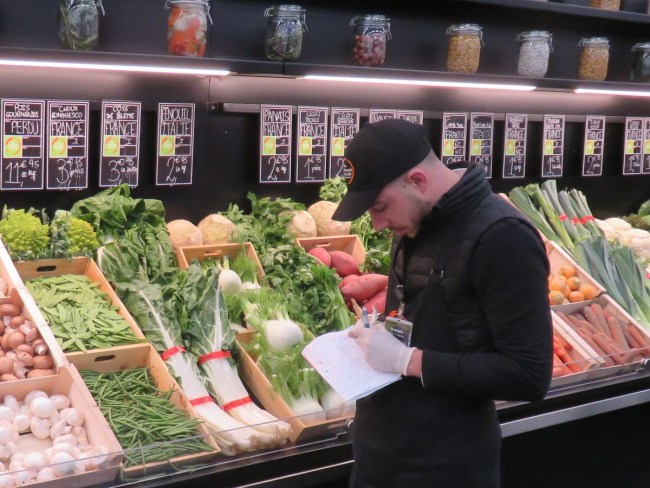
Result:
[329, 108, 359, 180]
[469, 113, 494, 178]
[296, 106, 327, 183]
[1, 99, 45, 190]
[369, 109, 396, 123]
[441, 112, 467, 166]
[46, 101, 89, 190]
[260, 105, 292, 184]
[582, 116, 606, 177]
[502, 113, 528, 179]
[396, 110, 423, 125]
[156, 102, 195, 186]
[542, 114, 565, 178]
[623, 117, 643, 175]
[99, 100, 141, 187]
[643, 117, 650, 175]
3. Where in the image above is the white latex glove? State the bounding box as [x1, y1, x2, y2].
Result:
[349, 323, 415, 376]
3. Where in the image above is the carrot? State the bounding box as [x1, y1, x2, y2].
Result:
[627, 324, 650, 358]
[575, 327, 615, 367]
[605, 315, 628, 351]
[582, 306, 606, 335]
[590, 303, 610, 335]
[620, 324, 642, 350]
[308, 247, 332, 267]
[592, 333, 625, 365]
[363, 287, 387, 315]
[554, 331, 573, 352]
[329, 250, 360, 277]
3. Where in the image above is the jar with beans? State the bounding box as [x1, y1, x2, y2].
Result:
[589, 0, 620, 10]
[631, 43, 650, 82]
[350, 14, 391, 67]
[264, 5, 307, 61]
[446, 24, 482, 74]
[517, 31, 552, 77]
[578, 37, 609, 81]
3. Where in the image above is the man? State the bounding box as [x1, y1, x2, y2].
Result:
[333, 119, 553, 487]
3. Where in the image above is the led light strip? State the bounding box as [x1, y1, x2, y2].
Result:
[575, 88, 650, 97]
[0, 58, 230, 76]
[303, 74, 536, 91]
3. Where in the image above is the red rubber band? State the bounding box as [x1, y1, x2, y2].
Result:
[198, 350, 232, 365]
[223, 396, 252, 412]
[161, 345, 186, 361]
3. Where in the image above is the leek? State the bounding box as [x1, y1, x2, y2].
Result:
[508, 186, 566, 249]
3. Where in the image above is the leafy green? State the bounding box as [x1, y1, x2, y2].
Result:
[639, 198, 650, 218]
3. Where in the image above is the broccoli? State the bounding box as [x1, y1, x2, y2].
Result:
[50, 210, 99, 258]
[0, 209, 51, 261]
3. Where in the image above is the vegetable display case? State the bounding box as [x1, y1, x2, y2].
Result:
[1, 0, 650, 486]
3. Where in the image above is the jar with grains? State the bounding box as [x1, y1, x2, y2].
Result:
[58, 0, 104, 50]
[589, 0, 620, 10]
[166, 0, 212, 57]
[350, 15, 391, 67]
[578, 37, 609, 81]
[517, 31, 552, 77]
[631, 43, 650, 82]
[446, 24, 482, 74]
[264, 5, 307, 61]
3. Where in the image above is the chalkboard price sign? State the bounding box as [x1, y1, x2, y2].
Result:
[623, 117, 643, 176]
[582, 116, 605, 177]
[296, 106, 327, 183]
[441, 112, 467, 166]
[99, 101, 141, 187]
[643, 118, 650, 175]
[329, 108, 359, 180]
[469, 113, 494, 178]
[396, 110, 423, 125]
[541, 114, 565, 178]
[369, 109, 396, 123]
[1, 99, 45, 190]
[503, 114, 528, 179]
[46, 101, 89, 190]
[156, 103, 195, 186]
[260, 105, 292, 183]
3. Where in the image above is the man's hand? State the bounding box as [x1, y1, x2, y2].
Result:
[349, 323, 415, 376]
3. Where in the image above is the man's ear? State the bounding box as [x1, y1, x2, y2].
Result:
[406, 168, 427, 191]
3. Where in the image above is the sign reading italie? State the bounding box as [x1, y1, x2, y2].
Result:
[541, 114, 565, 178]
[396, 110, 424, 125]
[329, 108, 359, 180]
[582, 116, 605, 177]
[260, 105, 292, 183]
[1, 99, 45, 190]
[46, 101, 89, 190]
[368, 109, 396, 123]
[99, 101, 141, 187]
[296, 106, 328, 183]
[502, 113, 528, 179]
[469, 113, 494, 178]
[441, 112, 467, 166]
[623, 116, 643, 175]
[156, 102, 195, 186]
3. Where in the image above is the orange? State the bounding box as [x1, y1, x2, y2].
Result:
[578, 284, 597, 301]
[568, 291, 586, 303]
[558, 265, 577, 279]
[548, 278, 570, 297]
[566, 276, 581, 291]
[549, 290, 565, 306]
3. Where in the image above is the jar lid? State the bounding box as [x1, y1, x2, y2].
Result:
[517, 30, 551, 40]
[632, 42, 650, 52]
[265, 4, 304, 16]
[580, 36, 609, 47]
[166, 0, 208, 6]
[350, 14, 390, 25]
[446, 23, 482, 35]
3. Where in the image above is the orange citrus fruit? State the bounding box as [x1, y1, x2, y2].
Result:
[566, 276, 581, 291]
[578, 284, 597, 300]
[558, 265, 577, 279]
[568, 291, 586, 303]
[549, 278, 570, 297]
[549, 290, 565, 306]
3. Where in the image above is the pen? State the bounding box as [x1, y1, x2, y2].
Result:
[361, 307, 370, 328]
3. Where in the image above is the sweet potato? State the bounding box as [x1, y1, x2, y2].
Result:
[308, 247, 332, 267]
[329, 250, 360, 277]
[340, 273, 388, 302]
[363, 287, 387, 314]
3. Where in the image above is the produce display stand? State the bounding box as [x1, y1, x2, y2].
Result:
[295, 235, 366, 265]
[175, 242, 265, 282]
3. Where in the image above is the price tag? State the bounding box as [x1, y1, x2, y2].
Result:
[156, 103, 195, 186]
[469, 113, 494, 178]
[99, 101, 141, 187]
[1, 99, 45, 190]
[329, 108, 359, 180]
[643, 117, 650, 175]
[369, 109, 396, 123]
[46, 101, 89, 190]
[623, 117, 643, 175]
[541, 114, 565, 178]
[502, 113, 528, 179]
[441, 112, 467, 166]
[296, 106, 327, 183]
[582, 116, 606, 177]
[260, 105, 292, 183]
[396, 110, 423, 125]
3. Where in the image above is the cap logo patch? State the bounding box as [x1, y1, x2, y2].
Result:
[343, 157, 355, 183]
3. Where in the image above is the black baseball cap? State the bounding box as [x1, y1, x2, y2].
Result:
[332, 119, 432, 221]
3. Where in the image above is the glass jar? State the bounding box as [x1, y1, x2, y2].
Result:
[166, 1, 212, 57]
[264, 5, 307, 61]
[58, 0, 104, 51]
[446, 24, 482, 74]
[350, 15, 391, 67]
[517, 31, 552, 77]
[578, 37, 609, 81]
[631, 43, 650, 82]
[590, 0, 620, 10]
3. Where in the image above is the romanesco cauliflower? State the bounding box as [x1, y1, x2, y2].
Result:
[0, 209, 51, 260]
[50, 211, 99, 258]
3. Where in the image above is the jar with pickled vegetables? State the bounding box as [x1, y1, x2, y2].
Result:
[631, 43, 650, 82]
[446, 24, 482, 74]
[590, 0, 620, 10]
[166, 0, 212, 57]
[264, 5, 307, 61]
[578, 37, 609, 81]
[350, 15, 391, 67]
[58, 0, 104, 51]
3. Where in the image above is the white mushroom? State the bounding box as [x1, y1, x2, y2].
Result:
[29, 398, 55, 419]
[60, 408, 84, 427]
[53, 434, 77, 447]
[49, 420, 71, 439]
[35, 467, 56, 483]
[11, 416, 29, 434]
[0, 473, 13, 488]
[23, 391, 47, 406]
[89, 446, 111, 470]
[29, 417, 51, 440]
[1, 399, 17, 416]
[49, 395, 70, 411]
[50, 451, 76, 477]
[0, 409, 13, 425]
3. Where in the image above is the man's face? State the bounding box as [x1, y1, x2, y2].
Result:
[368, 178, 430, 238]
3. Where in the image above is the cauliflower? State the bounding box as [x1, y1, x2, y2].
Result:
[0, 209, 51, 261]
[50, 212, 99, 258]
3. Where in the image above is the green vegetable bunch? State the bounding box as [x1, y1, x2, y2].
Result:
[0, 208, 51, 261]
[50, 210, 99, 258]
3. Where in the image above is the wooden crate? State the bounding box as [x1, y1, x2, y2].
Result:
[69, 343, 221, 477]
[0, 364, 123, 488]
[0, 244, 26, 291]
[296, 235, 365, 265]
[236, 332, 353, 444]
[546, 240, 606, 297]
[176, 242, 265, 282]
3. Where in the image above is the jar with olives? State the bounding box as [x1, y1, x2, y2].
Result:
[589, 0, 620, 10]
[58, 0, 105, 50]
[350, 15, 391, 67]
[631, 43, 650, 82]
[578, 37, 609, 81]
[165, 0, 212, 57]
[446, 24, 482, 74]
[264, 5, 307, 61]
[517, 31, 552, 78]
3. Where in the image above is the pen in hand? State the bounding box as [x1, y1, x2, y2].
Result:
[361, 307, 371, 328]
